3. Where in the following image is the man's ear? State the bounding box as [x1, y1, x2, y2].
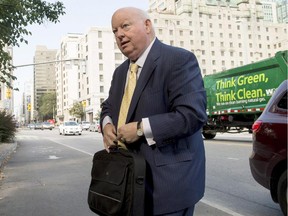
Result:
[145, 19, 152, 33]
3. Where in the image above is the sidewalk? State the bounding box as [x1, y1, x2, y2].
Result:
[0, 141, 17, 171]
[0, 141, 239, 216]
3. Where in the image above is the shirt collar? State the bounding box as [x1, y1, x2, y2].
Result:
[132, 37, 156, 68]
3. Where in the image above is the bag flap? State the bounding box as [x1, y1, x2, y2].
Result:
[92, 160, 129, 186]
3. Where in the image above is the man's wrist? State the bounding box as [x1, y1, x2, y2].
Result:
[137, 120, 144, 137]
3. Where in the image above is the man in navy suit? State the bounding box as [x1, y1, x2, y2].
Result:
[100, 7, 207, 216]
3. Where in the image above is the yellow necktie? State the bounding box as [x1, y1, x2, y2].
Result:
[117, 63, 138, 148]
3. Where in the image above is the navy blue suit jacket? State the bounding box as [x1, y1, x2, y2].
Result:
[101, 38, 207, 215]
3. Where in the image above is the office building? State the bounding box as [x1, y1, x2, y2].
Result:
[33, 46, 57, 120]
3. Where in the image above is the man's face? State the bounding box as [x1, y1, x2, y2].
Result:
[112, 9, 151, 61]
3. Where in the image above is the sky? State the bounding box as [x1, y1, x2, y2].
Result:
[13, 0, 149, 113]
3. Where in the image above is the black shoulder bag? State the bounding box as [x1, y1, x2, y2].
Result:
[88, 147, 146, 216]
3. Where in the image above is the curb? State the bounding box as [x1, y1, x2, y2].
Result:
[0, 141, 17, 171]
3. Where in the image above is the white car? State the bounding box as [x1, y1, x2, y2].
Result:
[80, 121, 91, 130]
[59, 121, 82, 135]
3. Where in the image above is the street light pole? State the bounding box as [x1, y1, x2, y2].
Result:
[12, 58, 86, 68]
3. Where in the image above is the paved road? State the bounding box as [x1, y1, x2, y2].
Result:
[0, 129, 256, 216]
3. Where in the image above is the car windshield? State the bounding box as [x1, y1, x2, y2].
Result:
[64, 122, 78, 126]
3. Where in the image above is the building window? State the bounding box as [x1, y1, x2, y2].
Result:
[169, 30, 173, 35]
[115, 53, 122, 60]
[98, 31, 102, 38]
[99, 63, 103, 71]
[158, 29, 163, 35]
[99, 53, 103, 60]
[87, 88, 89, 94]
[98, 42, 102, 49]
[100, 86, 104, 93]
[99, 75, 103, 82]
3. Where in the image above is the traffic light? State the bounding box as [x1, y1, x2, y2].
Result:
[27, 103, 31, 111]
[6, 89, 11, 99]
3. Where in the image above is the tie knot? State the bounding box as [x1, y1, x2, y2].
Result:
[130, 63, 138, 74]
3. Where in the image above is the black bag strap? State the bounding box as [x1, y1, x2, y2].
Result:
[132, 153, 146, 216]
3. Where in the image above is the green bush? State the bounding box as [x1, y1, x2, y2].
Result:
[0, 110, 16, 143]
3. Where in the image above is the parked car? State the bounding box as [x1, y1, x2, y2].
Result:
[42, 122, 53, 130]
[89, 122, 98, 132]
[59, 121, 82, 135]
[27, 123, 35, 130]
[34, 123, 43, 130]
[80, 121, 91, 130]
[249, 80, 287, 215]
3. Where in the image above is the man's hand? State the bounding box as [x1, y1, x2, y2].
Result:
[117, 122, 139, 144]
[103, 123, 117, 152]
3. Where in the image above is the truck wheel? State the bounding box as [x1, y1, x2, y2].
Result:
[277, 170, 287, 216]
[202, 132, 216, 139]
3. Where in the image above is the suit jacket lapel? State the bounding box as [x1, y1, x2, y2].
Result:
[114, 61, 130, 127]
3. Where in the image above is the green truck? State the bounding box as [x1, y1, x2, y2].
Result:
[202, 50, 288, 139]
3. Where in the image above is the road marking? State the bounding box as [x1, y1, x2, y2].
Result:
[48, 155, 61, 160]
[201, 199, 245, 216]
[47, 139, 94, 156]
[227, 157, 240, 160]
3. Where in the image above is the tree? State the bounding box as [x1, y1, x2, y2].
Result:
[0, 0, 65, 88]
[0, 110, 17, 143]
[69, 102, 84, 120]
[38, 92, 56, 120]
